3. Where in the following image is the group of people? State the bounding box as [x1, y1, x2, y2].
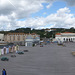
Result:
[0, 45, 19, 55]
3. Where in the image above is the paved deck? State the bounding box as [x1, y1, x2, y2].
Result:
[0, 43, 75, 75]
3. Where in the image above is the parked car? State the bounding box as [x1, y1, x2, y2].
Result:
[1, 57, 9, 61]
[18, 51, 24, 54]
[11, 55, 16, 57]
[23, 50, 28, 52]
[40, 45, 43, 47]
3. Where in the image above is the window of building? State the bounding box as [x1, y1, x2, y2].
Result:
[23, 35, 25, 40]
[18, 35, 20, 41]
[10, 36, 11, 41]
[69, 38, 70, 41]
[66, 38, 68, 41]
[13, 35, 15, 41]
[63, 38, 65, 41]
[71, 38, 72, 41]
[73, 38, 74, 40]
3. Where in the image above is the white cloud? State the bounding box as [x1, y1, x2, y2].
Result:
[0, 7, 75, 30]
[0, 0, 56, 30]
[0, 0, 75, 30]
[0, 0, 55, 19]
[15, 7, 75, 29]
[45, 7, 75, 28]
[46, 3, 52, 9]
[63, 0, 75, 6]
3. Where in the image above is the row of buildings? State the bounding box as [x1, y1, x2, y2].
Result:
[0, 32, 75, 46]
[0, 33, 40, 46]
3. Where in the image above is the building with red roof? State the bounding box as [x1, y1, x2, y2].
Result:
[55, 32, 75, 42]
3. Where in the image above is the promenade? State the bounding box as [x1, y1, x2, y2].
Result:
[0, 43, 75, 75]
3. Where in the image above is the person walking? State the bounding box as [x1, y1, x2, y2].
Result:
[2, 69, 7, 75]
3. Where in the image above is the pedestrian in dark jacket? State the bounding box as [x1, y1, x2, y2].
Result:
[2, 69, 7, 75]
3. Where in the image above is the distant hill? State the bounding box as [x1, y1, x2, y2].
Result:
[0, 27, 75, 38]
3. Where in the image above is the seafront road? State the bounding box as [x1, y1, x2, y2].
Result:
[0, 43, 75, 75]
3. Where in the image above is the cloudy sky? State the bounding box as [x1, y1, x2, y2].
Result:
[0, 0, 75, 30]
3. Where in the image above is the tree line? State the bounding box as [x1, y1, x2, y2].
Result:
[0, 27, 75, 38]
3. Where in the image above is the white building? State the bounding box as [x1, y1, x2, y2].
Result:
[0, 33, 4, 41]
[55, 32, 75, 42]
[45, 28, 56, 32]
[45, 29, 52, 32]
[25, 33, 40, 47]
[0, 33, 7, 45]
